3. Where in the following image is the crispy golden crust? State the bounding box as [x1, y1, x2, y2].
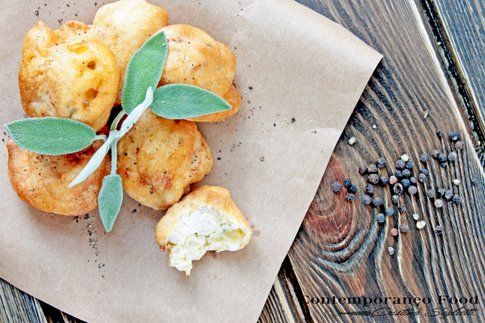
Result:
[90, 0, 169, 101]
[7, 140, 110, 216]
[118, 111, 212, 210]
[19, 21, 119, 131]
[160, 24, 236, 97]
[189, 84, 242, 122]
[155, 185, 252, 248]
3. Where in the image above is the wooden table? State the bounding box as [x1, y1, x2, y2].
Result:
[1, 0, 484, 322]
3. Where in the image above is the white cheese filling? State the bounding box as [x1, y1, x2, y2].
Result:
[167, 205, 250, 275]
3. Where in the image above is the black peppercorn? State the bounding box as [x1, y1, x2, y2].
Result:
[444, 189, 453, 200]
[419, 168, 429, 176]
[449, 130, 461, 142]
[345, 193, 356, 201]
[331, 181, 343, 193]
[452, 195, 462, 205]
[398, 205, 407, 213]
[358, 166, 368, 175]
[367, 164, 378, 174]
[343, 178, 352, 188]
[395, 159, 405, 169]
[410, 176, 417, 184]
[348, 184, 358, 194]
[426, 188, 436, 199]
[436, 130, 445, 138]
[373, 197, 383, 207]
[418, 173, 427, 183]
[420, 153, 429, 163]
[368, 174, 380, 185]
[380, 176, 389, 186]
[437, 188, 446, 197]
[393, 183, 404, 195]
[448, 152, 457, 162]
[392, 195, 399, 204]
[439, 162, 448, 168]
[408, 186, 418, 195]
[405, 160, 415, 169]
[385, 207, 395, 217]
[365, 183, 376, 195]
[431, 149, 440, 158]
[438, 152, 447, 163]
[402, 169, 411, 178]
[401, 178, 411, 188]
[376, 213, 385, 223]
[376, 157, 386, 169]
[362, 194, 372, 205]
[395, 170, 403, 178]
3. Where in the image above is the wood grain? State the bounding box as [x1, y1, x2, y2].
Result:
[1, 0, 484, 322]
[286, 0, 485, 321]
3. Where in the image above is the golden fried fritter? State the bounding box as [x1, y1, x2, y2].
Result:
[189, 84, 242, 122]
[90, 0, 169, 101]
[7, 140, 110, 216]
[19, 21, 119, 131]
[160, 24, 236, 97]
[156, 185, 252, 275]
[117, 111, 212, 210]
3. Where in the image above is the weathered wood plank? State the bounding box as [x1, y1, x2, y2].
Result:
[288, 0, 484, 322]
[431, 0, 485, 120]
[0, 279, 46, 323]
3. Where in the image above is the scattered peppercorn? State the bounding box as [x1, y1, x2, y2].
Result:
[348, 184, 358, 194]
[437, 188, 446, 197]
[426, 189, 436, 199]
[395, 159, 405, 169]
[420, 153, 429, 163]
[368, 174, 379, 185]
[401, 179, 411, 188]
[439, 162, 448, 168]
[401, 154, 410, 162]
[362, 194, 372, 205]
[436, 130, 445, 138]
[389, 175, 398, 185]
[448, 151, 457, 162]
[348, 137, 356, 146]
[385, 207, 395, 217]
[373, 197, 383, 207]
[390, 228, 399, 236]
[395, 170, 403, 178]
[452, 195, 462, 205]
[402, 169, 411, 178]
[392, 195, 399, 204]
[331, 181, 343, 193]
[471, 178, 478, 186]
[365, 183, 376, 195]
[398, 205, 407, 213]
[408, 186, 418, 195]
[431, 149, 440, 158]
[418, 173, 427, 183]
[416, 220, 426, 229]
[405, 160, 415, 169]
[419, 168, 429, 176]
[434, 225, 443, 234]
[438, 152, 447, 163]
[379, 176, 389, 186]
[452, 179, 461, 186]
[358, 166, 368, 175]
[454, 141, 464, 150]
[388, 247, 395, 256]
[449, 130, 461, 142]
[393, 183, 404, 195]
[444, 189, 453, 200]
[412, 213, 419, 220]
[343, 178, 352, 188]
[434, 199, 444, 208]
[345, 193, 356, 201]
[367, 164, 378, 174]
[376, 213, 385, 223]
[400, 224, 410, 233]
[410, 176, 417, 184]
[376, 157, 386, 169]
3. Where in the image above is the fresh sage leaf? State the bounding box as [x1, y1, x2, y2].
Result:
[5, 117, 96, 155]
[98, 174, 123, 233]
[122, 31, 167, 113]
[68, 134, 115, 188]
[118, 87, 154, 137]
[151, 84, 232, 119]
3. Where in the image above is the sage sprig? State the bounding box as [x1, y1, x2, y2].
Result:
[6, 30, 238, 233]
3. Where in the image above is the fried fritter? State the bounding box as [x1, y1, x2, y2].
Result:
[19, 21, 119, 131]
[7, 140, 110, 216]
[160, 24, 236, 97]
[117, 111, 212, 210]
[156, 185, 252, 275]
[189, 84, 242, 122]
[90, 0, 169, 101]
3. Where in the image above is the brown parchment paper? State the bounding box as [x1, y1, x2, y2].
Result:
[0, 0, 382, 322]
